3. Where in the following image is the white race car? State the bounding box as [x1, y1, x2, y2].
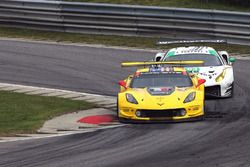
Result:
[155, 40, 236, 98]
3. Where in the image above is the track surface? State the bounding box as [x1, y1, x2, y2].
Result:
[0, 40, 250, 167]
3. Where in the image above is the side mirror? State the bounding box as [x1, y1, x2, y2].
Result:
[196, 79, 206, 88]
[229, 57, 236, 63]
[118, 80, 127, 89]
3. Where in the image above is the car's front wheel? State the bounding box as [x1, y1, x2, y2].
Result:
[116, 99, 130, 123]
[228, 82, 234, 98]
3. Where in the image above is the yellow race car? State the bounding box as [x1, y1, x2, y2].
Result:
[117, 61, 206, 123]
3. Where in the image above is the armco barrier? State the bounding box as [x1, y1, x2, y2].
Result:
[0, 0, 250, 45]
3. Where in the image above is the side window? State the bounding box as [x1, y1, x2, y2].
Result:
[154, 52, 165, 62]
[126, 75, 133, 87]
[222, 54, 229, 64]
[155, 56, 162, 62]
[218, 51, 229, 65]
[189, 74, 197, 86]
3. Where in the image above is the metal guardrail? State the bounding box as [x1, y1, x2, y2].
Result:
[0, 0, 250, 45]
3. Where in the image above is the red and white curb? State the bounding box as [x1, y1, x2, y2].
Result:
[38, 108, 119, 134]
[0, 82, 123, 143]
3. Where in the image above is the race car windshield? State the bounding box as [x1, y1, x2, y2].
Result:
[163, 54, 222, 66]
[130, 73, 193, 88]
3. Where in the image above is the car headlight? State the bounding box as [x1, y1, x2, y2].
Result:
[183, 92, 196, 103]
[216, 69, 226, 82]
[126, 93, 138, 104]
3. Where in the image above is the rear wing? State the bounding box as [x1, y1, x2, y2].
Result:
[156, 39, 227, 45]
[121, 61, 204, 68]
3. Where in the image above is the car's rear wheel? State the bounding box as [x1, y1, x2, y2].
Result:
[116, 98, 119, 118]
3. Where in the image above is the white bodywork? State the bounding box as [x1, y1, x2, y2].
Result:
[154, 46, 235, 97]
[197, 65, 234, 97]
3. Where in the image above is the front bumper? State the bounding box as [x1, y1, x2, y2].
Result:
[118, 105, 204, 122]
[119, 115, 204, 123]
[205, 82, 233, 98]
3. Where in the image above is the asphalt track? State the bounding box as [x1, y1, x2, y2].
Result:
[0, 40, 250, 167]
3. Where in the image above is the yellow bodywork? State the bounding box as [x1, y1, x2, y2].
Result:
[117, 64, 205, 122]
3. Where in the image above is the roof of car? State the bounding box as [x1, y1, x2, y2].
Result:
[136, 67, 186, 73]
[166, 46, 218, 57]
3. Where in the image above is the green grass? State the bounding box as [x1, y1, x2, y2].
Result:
[1, 27, 250, 54]
[0, 91, 95, 136]
[65, 0, 250, 12]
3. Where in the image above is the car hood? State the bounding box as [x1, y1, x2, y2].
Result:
[126, 87, 195, 109]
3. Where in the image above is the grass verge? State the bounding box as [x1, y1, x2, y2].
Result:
[0, 90, 95, 136]
[1, 27, 250, 54]
[65, 0, 250, 12]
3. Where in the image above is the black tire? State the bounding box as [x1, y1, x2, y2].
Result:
[203, 103, 206, 121]
[116, 98, 128, 123]
[199, 115, 205, 121]
[116, 98, 119, 117]
[227, 82, 234, 98]
[230, 82, 234, 98]
[118, 117, 130, 124]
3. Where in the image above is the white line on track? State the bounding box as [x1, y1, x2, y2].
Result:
[0, 124, 125, 143]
